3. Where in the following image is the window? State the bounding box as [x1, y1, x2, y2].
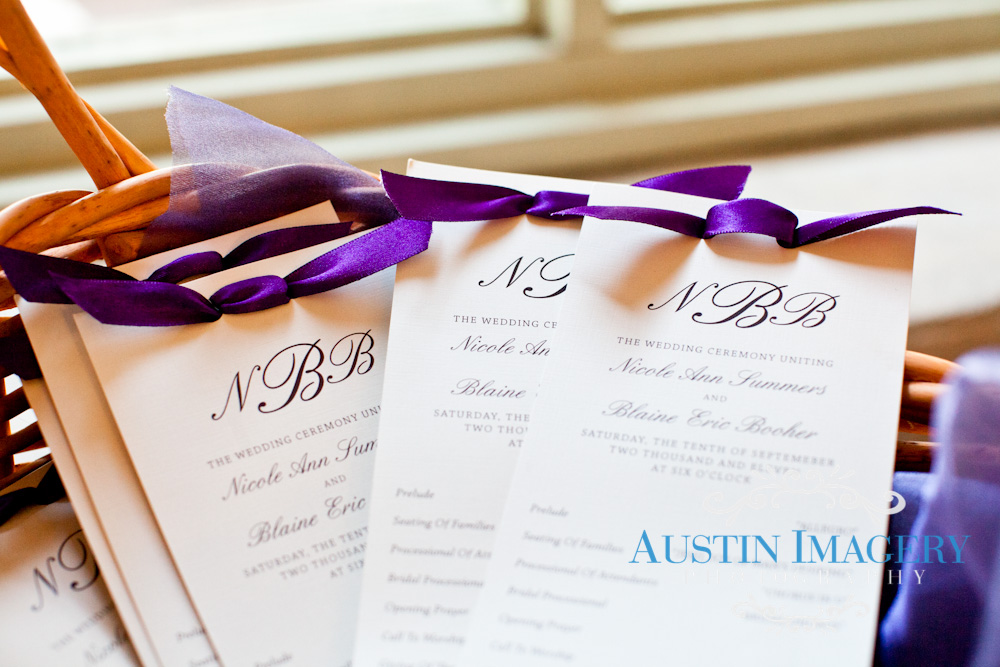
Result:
[2, 0, 999, 206]
[607, 0, 773, 14]
[21, 0, 532, 71]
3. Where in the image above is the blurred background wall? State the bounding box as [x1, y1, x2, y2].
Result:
[2, 0, 999, 359]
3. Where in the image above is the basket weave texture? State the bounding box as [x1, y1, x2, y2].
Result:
[0, 0, 172, 484]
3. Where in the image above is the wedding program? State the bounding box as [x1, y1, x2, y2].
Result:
[0, 497, 138, 666]
[3, 159, 933, 667]
[18, 205, 341, 667]
[459, 184, 918, 665]
[20, 382, 165, 666]
[354, 161, 749, 666]
[72, 221, 392, 666]
[354, 161, 596, 667]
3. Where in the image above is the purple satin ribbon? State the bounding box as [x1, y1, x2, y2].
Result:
[1, 218, 431, 328]
[3, 164, 746, 339]
[384, 171, 955, 247]
[5, 222, 351, 305]
[562, 200, 957, 247]
[381, 165, 751, 224]
[1, 152, 953, 368]
[146, 222, 355, 283]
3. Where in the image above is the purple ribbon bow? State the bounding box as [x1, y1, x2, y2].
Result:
[383, 171, 955, 247]
[381, 165, 752, 224]
[563, 199, 956, 247]
[0, 218, 432, 330]
[3, 164, 747, 337]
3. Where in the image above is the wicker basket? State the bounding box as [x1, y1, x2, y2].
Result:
[0, 0, 955, 490]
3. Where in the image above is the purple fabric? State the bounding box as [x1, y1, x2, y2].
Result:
[1, 221, 356, 306]
[878, 472, 930, 628]
[527, 190, 589, 218]
[146, 251, 224, 284]
[703, 198, 799, 243]
[145, 223, 353, 283]
[380, 165, 751, 226]
[54, 273, 221, 326]
[383, 172, 954, 247]
[791, 207, 950, 246]
[0, 218, 431, 327]
[563, 199, 955, 247]
[382, 172, 550, 221]
[971, 533, 1000, 667]
[286, 219, 428, 298]
[0, 159, 752, 330]
[633, 165, 751, 200]
[879, 350, 1000, 667]
[212, 276, 290, 315]
[139, 87, 398, 255]
[1, 248, 134, 304]
[221, 223, 353, 267]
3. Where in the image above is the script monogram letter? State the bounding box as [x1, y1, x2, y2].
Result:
[479, 254, 573, 299]
[327, 330, 376, 383]
[30, 530, 99, 612]
[648, 280, 836, 329]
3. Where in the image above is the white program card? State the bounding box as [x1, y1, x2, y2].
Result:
[352, 162, 725, 667]
[19, 203, 340, 667]
[0, 498, 138, 666]
[73, 223, 391, 666]
[460, 184, 917, 665]
[20, 387, 161, 666]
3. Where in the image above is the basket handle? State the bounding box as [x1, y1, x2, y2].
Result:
[0, 0, 155, 185]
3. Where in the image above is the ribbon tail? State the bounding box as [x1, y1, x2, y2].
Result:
[633, 165, 751, 201]
[52, 274, 221, 326]
[286, 218, 432, 298]
[787, 206, 959, 248]
[0, 246, 135, 304]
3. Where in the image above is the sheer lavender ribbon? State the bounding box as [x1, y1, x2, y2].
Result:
[878, 350, 1000, 667]
[383, 171, 955, 247]
[138, 87, 400, 255]
[148, 88, 749, 253]
[0, 218, 431, 330]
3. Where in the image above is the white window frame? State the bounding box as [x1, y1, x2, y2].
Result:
[2, 0, 999, 205]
